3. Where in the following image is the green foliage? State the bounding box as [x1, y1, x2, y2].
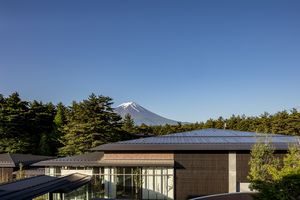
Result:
[0, 92, 134, 156]
[54, 102, 67, 128]
[29, 100, 56, 155]
[248, 142, 278, 182]
[249, 142, 300, 200]
[38, 133, 52, 156]
[0, 92, 31, 153]
[131, 109, 300, 136]
[122, 114, 135, 133]
[58, 94, 127, 156]
[1, 91, 300, 157]
[52, 102, 68, 153]
[0, 138, 31, 153]
[0, 93, 60, 155]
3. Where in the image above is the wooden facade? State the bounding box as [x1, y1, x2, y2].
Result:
[236, 152, 251, 183]
[175, 152, 229, 200]
[0, 167, 13, 183]
[175, 150, 287, 200]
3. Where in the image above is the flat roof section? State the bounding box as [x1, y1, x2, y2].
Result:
[0, 173, 91, 200]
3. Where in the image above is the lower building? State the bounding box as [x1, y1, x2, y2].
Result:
[0, 153, 53, 183]
[34, 128, 299, 200]
[0, 173, 91, 200]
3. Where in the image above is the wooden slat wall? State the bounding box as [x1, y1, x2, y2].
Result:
[175, 152, 229, 200]
[0, 167, 13, 183]
[236, 152, 251, 183]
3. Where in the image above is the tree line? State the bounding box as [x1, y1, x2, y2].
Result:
[0, 92, 133, 156]
[124, 110, 300, 136]
[1, 92, 300, 156]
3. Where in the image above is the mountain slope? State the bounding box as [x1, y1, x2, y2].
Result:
[114, 102, 179, 126]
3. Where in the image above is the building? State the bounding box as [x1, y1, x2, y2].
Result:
[0, 173, 91, 200]
[0, 153, 53, 183]
[34, 128, 299, 200]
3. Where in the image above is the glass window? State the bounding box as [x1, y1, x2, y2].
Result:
[124, 167, 132, 174]
[93, 167, 99, 174]
[86, 167, 174, 200]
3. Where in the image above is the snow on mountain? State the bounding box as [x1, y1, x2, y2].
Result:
[114, 102, 179, 126]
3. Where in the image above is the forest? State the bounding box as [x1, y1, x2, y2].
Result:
[0, 92, 299, 156]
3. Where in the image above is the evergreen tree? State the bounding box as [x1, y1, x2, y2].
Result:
[28, 101, 56, 155]
[1, 91, 300, 156]
[54, 102, 67, 128]
[53, 102, 68, 153]
[0, 92, 31, 153]
[59, 94, 125, 156]
[249, 142, 300, 200]
[215, 117, 225, 129]
[0, 93, 57, 155]
[39, 133, 52, 155]
[122, 114, 135, 133]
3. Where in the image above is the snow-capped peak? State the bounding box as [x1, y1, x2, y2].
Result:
[119, 102, 136, 108]
[118, 102, 140, 112]
[114, 101, 180, 125]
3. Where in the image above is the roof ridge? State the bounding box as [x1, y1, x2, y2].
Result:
[4, 153, 16, 167]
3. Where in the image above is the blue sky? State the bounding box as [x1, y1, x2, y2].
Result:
[0, 0, 300, 122]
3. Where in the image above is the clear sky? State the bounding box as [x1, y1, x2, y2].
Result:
[0, 0, 300, 122]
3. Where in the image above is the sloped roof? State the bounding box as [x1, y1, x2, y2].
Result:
[0, 153, 53, 167]
[91, 128, 300, 151]
[32, 152, 104, 167]
[33, 151, 174, 167]
[0, 173, 91, 200]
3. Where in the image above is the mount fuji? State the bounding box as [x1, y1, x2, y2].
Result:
[114, 102, 179, 126]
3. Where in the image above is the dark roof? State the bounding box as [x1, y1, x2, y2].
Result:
[32, 152, 104, 167]
[33, 151, 174, 167]
[0, 173, 91, 200]
[0, 153, 54, 167]
[91, 128, 300, 151]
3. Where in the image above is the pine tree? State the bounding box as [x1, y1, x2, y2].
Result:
[0, 92, 31, 153]
[122, 114, 135, 133]
[29, 101, 56, 155]
[53, 103, 68, 153]
[54, 103, 67, 128]
[59, 94, 125, 156]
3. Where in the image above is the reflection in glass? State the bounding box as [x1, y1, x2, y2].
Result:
[44, 166, 174, 200]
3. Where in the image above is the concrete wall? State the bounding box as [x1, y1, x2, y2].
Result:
[228, 152, 236, 193]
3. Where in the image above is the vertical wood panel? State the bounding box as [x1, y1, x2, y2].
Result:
[175, 152, 228, 200]
[0, 167, 13, 183]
